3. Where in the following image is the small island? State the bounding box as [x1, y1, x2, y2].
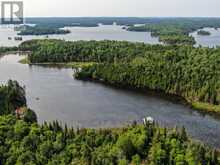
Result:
[17, 25, 71, 36]
[71, 23, 98, 27]
[197, 30, 211, 36]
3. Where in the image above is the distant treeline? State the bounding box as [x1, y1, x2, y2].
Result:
[19, 39, 220, 113]
[24, 17, 186, 28]
[25, 17, 220, 29]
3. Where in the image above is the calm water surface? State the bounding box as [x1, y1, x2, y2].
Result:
[190, 28, 220, 47]
[1, 54, 220, 148]
[1, 25, 220, 47]
[0, 25, 159, 47]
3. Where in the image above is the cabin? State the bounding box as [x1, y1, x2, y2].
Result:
[15, 107, 26, 119]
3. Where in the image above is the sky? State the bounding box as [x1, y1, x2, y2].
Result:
[22, 0, 220, 17]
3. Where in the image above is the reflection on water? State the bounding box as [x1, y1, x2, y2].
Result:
[0, 54, 220, 148]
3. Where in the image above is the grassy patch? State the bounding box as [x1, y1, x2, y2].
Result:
[192, 101, 220, 113]
[19, 57, 30, 64]
[63, 62, 97, 68]
[19, 58, 96, 68]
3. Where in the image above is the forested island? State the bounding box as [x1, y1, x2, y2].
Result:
[19, 39, 220, 114]
[17, 26, 70, 36]
[71, 23, 99, 27]
[127, 24, 197, 45]
[197, 30, 211, 36]
[0, 81, 219, 165]
[0, 47, 18, 54]
[158, 35, 195, 45]
[127, 18, 220, 45]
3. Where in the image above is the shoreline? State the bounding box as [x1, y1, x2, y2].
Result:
[18, 57, 96, 68]
[75, 76, 220, 116]
[18, 57, 220, 116]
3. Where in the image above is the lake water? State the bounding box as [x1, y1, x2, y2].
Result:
[1, 54, 220, 148]
[190, 28, 220, 47]
[0, 25, 160, 47]
[1, 25, 220, 47]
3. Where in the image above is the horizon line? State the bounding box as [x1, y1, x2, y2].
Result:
[23, 16, 220, 18]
